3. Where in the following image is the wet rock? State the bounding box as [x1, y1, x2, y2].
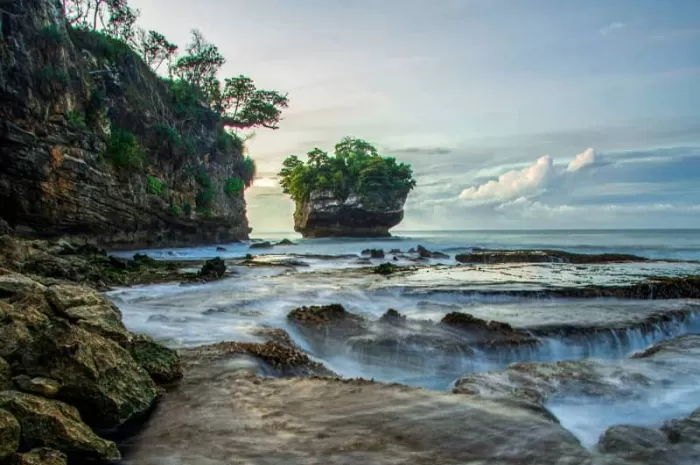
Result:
[0, 409, 20, 459]
[0, 392, 120, 462]
[287, 304, 366, 340]
[249, 241, 273, 249]
[13, 375, 61, 398]
[121, 374, 591, 465]
[379, 309, 407, 326]
[17, 318, 159, 430]
[440, 312, 539, 348]
[374, 263, 398, 275]
[199, 257, 226, 280]
[362, 249, 385, 259]
[249, 327, 298, 348]
[129, 334, 183, 384]
[416, 245, 449, 259]
[455, 249, 647, 264]
[662, 408, 700, 444]
[598, 425, 669, 457]
[216, 246, 227, 252]
[179, 341, 335, 378]
[276, 239, 295, 246]
[11, 448, 67, 465]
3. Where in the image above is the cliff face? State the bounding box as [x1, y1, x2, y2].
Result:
[0, 0, 250, 248]
[294, 189, 407, 238]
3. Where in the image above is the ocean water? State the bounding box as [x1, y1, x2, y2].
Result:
[112, 229, 700, 261]
[108, 228, 700, 449]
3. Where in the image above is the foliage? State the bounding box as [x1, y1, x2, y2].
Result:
[216, 128, 242, 152]
[195, 187, 215, 213]
[374, 263, 398, 276]
[278, 137, 416, 203]
[104, 127, 145, 170]
[65, 110, 87, 129]
[182, 202, 192, 216]
[223, 177, 245, 196]
[166, 79, 209, 120]
[146, 175, 166, 195]
[133, 29, 178, 72]
[216, 76, 289, 130]
[194, 169, 211, 188]
[153, 123, 195, 154]
[40, 25, 63, 42]
[241, 156, 256, 187]
[167, 205, 182, 217]
[63, 0, 138, 36]
[171, 30, 224, 93]
[70, 27, 132, 62]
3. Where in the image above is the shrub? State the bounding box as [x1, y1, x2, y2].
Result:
[374, 263, 398, 276]
[216, 128, 242, 151]
[70, 27, 132, 62]
[196, 186, 216, 213]
[167, 205, 182, 217]
[194, 169, 211, 188]
[40, 25, 63, 42]
[167, 79, 210, 120]
[147, 175, 166, 195]
[223, 177, 245, 196]
[104, 128, 146, 170]
[241, 156, 256, 187]
[182, 202, 192, 216]
[65, 110, 86, 129]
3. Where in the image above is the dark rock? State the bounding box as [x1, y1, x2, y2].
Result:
[0, 409, 20, 459]
[12, 448, 67, 465]
[597, 425, 669, 458]
[662, 408, 700, 444]
[0, 0, 249, 249]
[0, 357, 12, 391]
[276, 239, 295, 246]
[287, 304, 366, 341]
[249, 241, 273, 249]
[416, 245, 450, 259]
[293, 190, 408, 238]
[379, 309, 407, 326]
[389, 248, 402, 254]
[129, 334, 183, 384]
[199, 257, 226, 280]
[455, 249, 647, 264]
[12, 375, 61, 398]
[216, 246, 227, 252]
[0, 392, 120, 463]
[375, 263, 398, 275]
[362, 249, 385, 259]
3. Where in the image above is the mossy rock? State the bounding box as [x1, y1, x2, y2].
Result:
[0, 408, 20, 459]
[130, 334, 183, 384]
[13, 375, 61, 398]
[18, 319, 159, 430]
[11, 448, 67, 465]
[0, 392, 119, 462]
[0, 357, 12, 391]
[199, 257, 226, 280]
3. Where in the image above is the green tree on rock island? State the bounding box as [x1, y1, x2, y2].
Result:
[278, 138, 417, 238]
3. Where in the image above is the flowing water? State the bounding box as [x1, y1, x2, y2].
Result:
[108, 229, 700, 451]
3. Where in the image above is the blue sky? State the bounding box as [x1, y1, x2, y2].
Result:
[131, 0, 700, 231]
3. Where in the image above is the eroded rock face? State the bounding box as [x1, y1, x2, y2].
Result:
[0, 0, 249, 248]
[0, 409, 21, 459]
[12, 448, 68, 465]
[294, 190, 408, 238]
[455, 249, 647, 264]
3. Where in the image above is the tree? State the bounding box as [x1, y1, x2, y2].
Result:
[134, 29, 178, 73]
[171, 30, 225, 91]
[218, 77, 289, 130]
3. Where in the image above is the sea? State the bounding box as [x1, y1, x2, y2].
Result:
[108, 229, 700, 448]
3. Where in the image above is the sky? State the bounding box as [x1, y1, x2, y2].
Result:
[130, 0, 700, 231]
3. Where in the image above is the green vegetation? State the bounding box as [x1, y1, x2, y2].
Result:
[194, 169, 211, 188]
[241, 156, 256, 187]
[147, 175, 166, 195]
[104, 128, 145, 170]
[216, 128, 242, 152]
[167, 205, 182, 217]
[153, 123, 196, 154]
[224, 177, 244, 196]
[182, 202, 192, 216]
[374, 263, 398, 276]
[69, 27, 133, 62]
[66, 110, 86, 129]
[278, 137, 416, 203]
[40, 25, 63, 42]
[39, 66, 69, 88]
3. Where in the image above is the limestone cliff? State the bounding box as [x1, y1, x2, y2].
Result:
[0, 0, 250, 248]
[294, 189, 408, 238]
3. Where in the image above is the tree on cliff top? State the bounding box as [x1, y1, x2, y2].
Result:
[278, 137, 416, 203]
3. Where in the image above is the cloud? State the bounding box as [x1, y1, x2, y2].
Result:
[566, 148, 597, 171]
[600, 22, 626, 36]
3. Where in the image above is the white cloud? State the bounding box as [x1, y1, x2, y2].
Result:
[566, 148, 597, 171]
[459, 155, 555, 202]
[600, 22, 626, 36]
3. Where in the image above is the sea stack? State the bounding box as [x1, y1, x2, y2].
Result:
[279, 137, 416, 238]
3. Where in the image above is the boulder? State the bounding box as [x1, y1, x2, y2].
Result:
[597, 425, 669, 458]
[0, 357, 12, 390]
[440, 312, 539, 348]
[12, 448, 67, 465]
[249, 241, 273, 249]
[199, 258, 227, 280]
[276, 239, 295, 246]
[361, 249, 385, 259]
[18, 319, 159, 430]
[0, 409, 20, 459]
[416, 245, 449, 259]
[378, 309, 407, 326]
[0, 392, 120, 462]
[287, 304, 366, 340]
[13, 375, 61, 398]
[663, 408, 700, 444]
[129, 334, 183, 384]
